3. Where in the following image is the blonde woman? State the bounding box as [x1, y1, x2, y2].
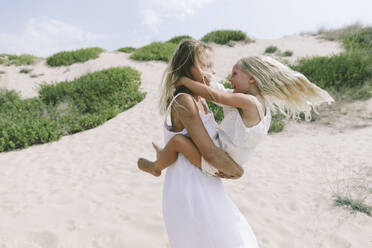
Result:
[138, 39, 260, 247]
[139, 55, 334, 178]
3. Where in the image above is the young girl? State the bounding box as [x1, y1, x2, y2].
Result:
[138, 55, 334, 177]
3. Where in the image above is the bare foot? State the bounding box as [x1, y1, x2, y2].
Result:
[152, 142, 162, 160]
[138, 158, 161, 177]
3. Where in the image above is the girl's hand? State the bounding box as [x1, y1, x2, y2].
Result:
[202, 73, 212, 86]
[174, 76, 190, 88]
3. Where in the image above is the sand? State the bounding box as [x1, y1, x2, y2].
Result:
[0, 34, 371, 248]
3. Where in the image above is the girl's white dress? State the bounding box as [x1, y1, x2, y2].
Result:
[162, 92, 265, 248]
[201, 81, 272, 176]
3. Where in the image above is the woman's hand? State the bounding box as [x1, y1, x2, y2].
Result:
[215, 171, 238, 179]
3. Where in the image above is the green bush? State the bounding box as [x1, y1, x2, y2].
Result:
[207, 101, 224, 123]
[283, 50, 293, 57]
[318, 24, 364, 42]
[0, 67, 146, 152]
[268, 114, 285, 133]
[201, 30, 247, 45]
[117, 47, 136, 53]
[0, 54, 39, 66]
[265, 46, 278, 54]
[311, 25, 372, 101]
[342, 28, 372, 51]
[0, 90, 61, 151]
[206, 81, 231, 123]
[130, 42, 177, 62]
[291, 52, 372, 92]
[46, 47, 104, 67]
[20, 68, 32, 74]
[167, 35, 193, 44]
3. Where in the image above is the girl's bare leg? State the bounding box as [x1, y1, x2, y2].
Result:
[137, 134, 201, 177]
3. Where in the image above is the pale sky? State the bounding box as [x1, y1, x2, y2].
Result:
[1, 0, 371, 57]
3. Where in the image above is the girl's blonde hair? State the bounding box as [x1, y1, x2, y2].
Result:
[159, 39, 212, 115]
[237, 56, 334, 121]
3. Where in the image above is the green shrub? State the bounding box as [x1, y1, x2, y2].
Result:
[0, 90, 61, 151]
[130, 42, 177, 62]
[20, 68, 32, 74]
[201, 30, 247, 45]
[268, 113, 285, 133]
[0, 67, 146, 152]
[318, 24, 364, 42]
[207, 101, 224, 123]
[265, 46, 278, 54]
[342, 28, 372, 51]
[283, 50, 293, 57]
[30, 73, 44, 78]
[117, 47, 136, 53]
[0, 54, 39, 66]
[311, 24, 372, 101]
[291, 52, 372, 92]
[206, 81, 231, 123]
[167, 35, 193, 44]
[46, 47, 104, 67]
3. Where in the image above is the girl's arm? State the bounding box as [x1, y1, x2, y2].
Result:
[173, 94, 244, 179]
[177, 76, 252, 110]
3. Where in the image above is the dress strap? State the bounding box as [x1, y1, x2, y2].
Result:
[248, 95, 265, 120]
[164, 93, 199, 122]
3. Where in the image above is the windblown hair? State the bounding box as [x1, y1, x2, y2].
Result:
[159, 39, 212, 115]
[237, 56, 334, 121]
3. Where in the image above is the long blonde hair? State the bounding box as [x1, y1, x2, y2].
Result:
[159, 39, 212, 115]
[237, 56, 334, 120]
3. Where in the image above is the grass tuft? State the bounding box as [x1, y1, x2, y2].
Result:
[334, 196, 371, 216]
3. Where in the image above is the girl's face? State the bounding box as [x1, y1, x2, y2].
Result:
[190, 49, 215, 86]
[229, 64, 254, 93]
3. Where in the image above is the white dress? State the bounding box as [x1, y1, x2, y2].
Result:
[162, 93, 260, 248]
[201, 81, 272, 176]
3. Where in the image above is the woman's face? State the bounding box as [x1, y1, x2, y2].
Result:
[229, 64, 253, 93]
[190, 49, 215, 86]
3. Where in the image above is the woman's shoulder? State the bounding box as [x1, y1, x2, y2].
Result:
[172, 86, 199, 115]
[173, 86, 195, 104]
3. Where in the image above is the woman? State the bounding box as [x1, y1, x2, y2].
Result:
[157, 39, 259, 247]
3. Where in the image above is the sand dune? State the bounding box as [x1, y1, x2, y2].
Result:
[0, 35, 371, 248]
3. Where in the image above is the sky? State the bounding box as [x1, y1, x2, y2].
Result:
[1, 0, 371, 57]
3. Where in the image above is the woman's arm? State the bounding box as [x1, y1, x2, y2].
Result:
[176, 76, 252, 110]
[173, 94, 244, 179]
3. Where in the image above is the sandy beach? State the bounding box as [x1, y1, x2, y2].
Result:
[0, 35, 371, 248]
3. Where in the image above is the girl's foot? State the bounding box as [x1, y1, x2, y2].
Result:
[137, 158, 161, 177]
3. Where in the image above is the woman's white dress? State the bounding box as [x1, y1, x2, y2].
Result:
[162, 93, 261, 248]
